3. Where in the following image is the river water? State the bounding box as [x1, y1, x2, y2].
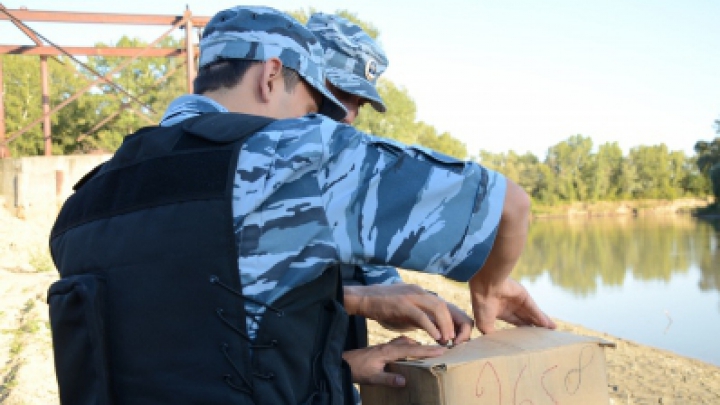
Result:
[514, 215, 720, 366]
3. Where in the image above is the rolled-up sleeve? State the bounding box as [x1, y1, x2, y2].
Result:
[360, 265, 403, 285]
[320, 122, 506, 282]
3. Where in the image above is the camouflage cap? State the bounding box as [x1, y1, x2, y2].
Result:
[199, 6, 347, 121]
[307, 13, 389, 113]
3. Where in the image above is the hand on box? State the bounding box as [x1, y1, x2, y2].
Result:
[344, 283, 474, 345]
[343, 336, 446, 387]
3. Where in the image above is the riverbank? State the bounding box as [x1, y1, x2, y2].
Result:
[1, 209, 719, 404]
[531, 197, 714, 219]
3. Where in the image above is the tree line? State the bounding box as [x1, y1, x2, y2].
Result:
[477, 134, 719, 205]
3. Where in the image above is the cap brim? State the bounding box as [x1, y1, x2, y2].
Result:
[297, 70, 348, 121]
[326, 68, 386, 113]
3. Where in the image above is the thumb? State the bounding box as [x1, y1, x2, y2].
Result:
[474, 306, 497, 334]
[368, 371, 407, 387]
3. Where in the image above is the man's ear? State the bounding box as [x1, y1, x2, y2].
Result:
[259, 57, 285, 102]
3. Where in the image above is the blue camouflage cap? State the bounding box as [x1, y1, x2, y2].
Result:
[307, 13, 389, 113]
[199, 6, 347, 121]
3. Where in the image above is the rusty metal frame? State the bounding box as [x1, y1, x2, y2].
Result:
[0, 5, 209, 157]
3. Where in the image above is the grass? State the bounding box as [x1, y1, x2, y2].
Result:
[0, 299, 39, 401]
[29, 247, 55, 273]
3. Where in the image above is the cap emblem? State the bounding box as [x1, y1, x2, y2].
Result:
[365, 59, 378, 81]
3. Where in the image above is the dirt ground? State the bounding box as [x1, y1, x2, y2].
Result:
[1, 208, 719, 405]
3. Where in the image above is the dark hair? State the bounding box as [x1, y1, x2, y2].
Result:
[193, 59, 301, 95]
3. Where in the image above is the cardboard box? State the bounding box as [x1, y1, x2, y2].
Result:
[361, 327, 615, 405]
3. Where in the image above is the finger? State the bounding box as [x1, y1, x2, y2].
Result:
[545, 314, 557, 329]
[477, 319, 496, 334]
[368, 371, 407, 387]
[388, 336, 419, 346]
[381, 341, 447, 361]
[422, 296, 455, 344]
[404, 305, 443, 341]
[454, 320, 473, 344]
[474, 303, 499, 335]
[514, 294, 556, 329]
[524, 310, 556, 329]
[448, 303, 474, 344]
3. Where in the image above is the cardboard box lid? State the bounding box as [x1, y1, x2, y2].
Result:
[400, 327, 615, 372]
[361, 327, 616, 405]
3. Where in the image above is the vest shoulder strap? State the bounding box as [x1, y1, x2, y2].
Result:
[182, 112, 275, 144]
[72, 113, 276, 191]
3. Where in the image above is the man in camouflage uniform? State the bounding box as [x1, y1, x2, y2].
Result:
[162, 3, 553, 385]
[306, 12, 474, 376]
[306, 12, 389, 124]
[49, 6, 555, 404]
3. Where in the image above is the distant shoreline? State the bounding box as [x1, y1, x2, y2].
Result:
[530, 197, 714, 219]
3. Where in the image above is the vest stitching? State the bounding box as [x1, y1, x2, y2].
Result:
[216, 308, 252, 342]
[210, 275, 284, 316]
[221, 343, 254, 393]
[212, 275, 283, 392]
[223, 374, 253, 394]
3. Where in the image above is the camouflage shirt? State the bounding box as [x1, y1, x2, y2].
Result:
[161, 95, 506, 337]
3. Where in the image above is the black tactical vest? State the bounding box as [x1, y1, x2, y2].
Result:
[48, 113, 351, 405]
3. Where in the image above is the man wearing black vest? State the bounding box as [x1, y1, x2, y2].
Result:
[48, 6, 555, 405]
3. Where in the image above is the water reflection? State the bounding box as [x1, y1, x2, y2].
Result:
[513, 216, 720, 365]
[515, 216, 720, 298]
[697, 218, 720, 299]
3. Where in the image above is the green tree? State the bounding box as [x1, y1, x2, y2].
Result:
[414, 122, 467, 159]
[2, 35, 187, 156]
[681, 155, 710, 196]
[2, 54, 45, 156]
[615, 158, 640, 199]
[628, 144, 679, 199]
[82, 36, 187, 152]
[2, 54, 101, 156]
[288, 9, 379, 39]
[585, 142, 623, 201]
[711, 164, 720, 201]
[50, 56, 111, 155]
[477, 150, 542, 198]
[544, 135, 593, 202]
[354, 79, 417, 145]
[288, 8, 315, 25]
[695, 135, 720, 200]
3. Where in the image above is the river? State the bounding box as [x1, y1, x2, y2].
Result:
[515, 215, 720, 366]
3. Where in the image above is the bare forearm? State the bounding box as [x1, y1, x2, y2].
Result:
[469, 179, 529, 292]
[343, 285, 364, 316]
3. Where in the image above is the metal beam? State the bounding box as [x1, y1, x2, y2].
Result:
[0, 5, 205, 151]
[8, 6, 53, 155]
[184, 9, 196, 93]
[0, 45, 192, 57]
[1, 5, 157, 113]
[0, 8, 210, 26]
[3, 14, 188, 146]
[0, 57, 7, 158]
[41, 56, 51, 155]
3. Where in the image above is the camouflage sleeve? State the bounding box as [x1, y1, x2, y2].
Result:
[319, 119, 507, 282]
[360, 265, 403, 285]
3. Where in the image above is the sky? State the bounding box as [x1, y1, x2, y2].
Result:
[2, 0, 719, 158]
